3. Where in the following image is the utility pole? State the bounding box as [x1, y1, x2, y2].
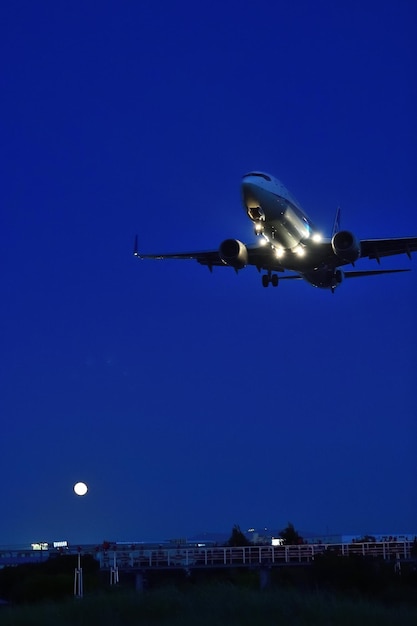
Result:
[74, 550, 83, 598]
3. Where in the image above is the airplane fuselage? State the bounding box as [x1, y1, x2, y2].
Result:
[241, 171, 337, 282]
[242, 172, 317, 250]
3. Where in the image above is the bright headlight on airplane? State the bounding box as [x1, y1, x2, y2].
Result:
[275, 247, 284, 258]
[312, 233, 322, 243]
[254, 223, 263, 232]
[259, 236, 268, 246]
[295, 245, 305, 256]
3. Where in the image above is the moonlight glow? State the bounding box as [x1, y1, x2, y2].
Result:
[73, 482, 88, 496]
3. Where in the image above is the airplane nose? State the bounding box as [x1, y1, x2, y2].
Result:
[241, 180, 260, 207]
[241, 179, 256, 195]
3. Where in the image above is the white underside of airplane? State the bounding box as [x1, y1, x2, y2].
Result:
[135, 171, 417, 292]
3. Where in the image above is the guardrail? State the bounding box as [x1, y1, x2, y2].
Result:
[97, 541, 413, 570]
[0, 550, 49, 566]
[0, 541, 412, 570]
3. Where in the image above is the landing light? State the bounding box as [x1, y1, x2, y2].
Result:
[295, 245, 305, 257]
[275, 247, 284, 258]
[259, 237, 268, 246]
[312, 233, 322, 243]
[254, 223, 263, 233]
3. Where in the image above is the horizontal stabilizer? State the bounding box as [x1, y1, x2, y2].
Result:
[344, 268, 411, 279]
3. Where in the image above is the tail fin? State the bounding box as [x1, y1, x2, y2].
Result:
[332, 207, 341, 237]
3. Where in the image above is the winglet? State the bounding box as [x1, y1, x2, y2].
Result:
[133, 234, 139, 257]
[332, 207, 341, 237]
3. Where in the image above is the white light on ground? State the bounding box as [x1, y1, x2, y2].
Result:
[272, 537, 284, 546]
[73, 482, 88, 496]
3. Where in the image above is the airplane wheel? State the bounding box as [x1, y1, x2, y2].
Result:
[271, 274, 279, 287]
[262, 275, 269, 288]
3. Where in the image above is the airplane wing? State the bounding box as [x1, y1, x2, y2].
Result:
[135, 247, 225, 268]
[133, 235, 221, 266]
[134, 236, 287, 272]
[360, 237, 417, 262]
[134, 234, 417, 276]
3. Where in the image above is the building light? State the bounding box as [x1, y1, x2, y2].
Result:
[31, 542, 48, 551]
[271, 537, 284, 546]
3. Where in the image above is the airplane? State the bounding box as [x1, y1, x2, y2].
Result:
[134, 171, 417, 291]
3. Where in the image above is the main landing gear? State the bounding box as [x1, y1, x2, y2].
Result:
[262, 272, 279, 288]
[330, 269, 343, 294]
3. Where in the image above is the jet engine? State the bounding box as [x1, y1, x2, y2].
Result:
[219, 238, 248, 269]
[331, 230, 361, 263]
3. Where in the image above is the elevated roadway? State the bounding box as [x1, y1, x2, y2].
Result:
[0, 541, 413, 570]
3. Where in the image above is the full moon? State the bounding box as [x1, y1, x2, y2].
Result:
[73, 482, 88, 496]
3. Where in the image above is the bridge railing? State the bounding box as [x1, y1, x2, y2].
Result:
[97, 541, 412, 570]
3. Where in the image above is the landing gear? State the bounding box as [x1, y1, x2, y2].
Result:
[330, 269, 343, 293]
[262, 272, 279, 287]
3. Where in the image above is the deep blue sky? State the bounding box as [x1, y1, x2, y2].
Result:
[1, 1, 416, 545]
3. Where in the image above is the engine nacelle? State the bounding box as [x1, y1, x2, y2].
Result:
[331, 230, 361, 263]
[219, 238, 248, 269]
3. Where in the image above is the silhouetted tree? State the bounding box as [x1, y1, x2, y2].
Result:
[279, 522, 304, 545]
[226, 524, 251, 547]
[354, 535, 376, 543]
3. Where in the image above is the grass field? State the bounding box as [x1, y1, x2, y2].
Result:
[2, 583, 417, 626]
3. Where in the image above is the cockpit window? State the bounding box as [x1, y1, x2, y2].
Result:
[244, 172, 271, 182]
